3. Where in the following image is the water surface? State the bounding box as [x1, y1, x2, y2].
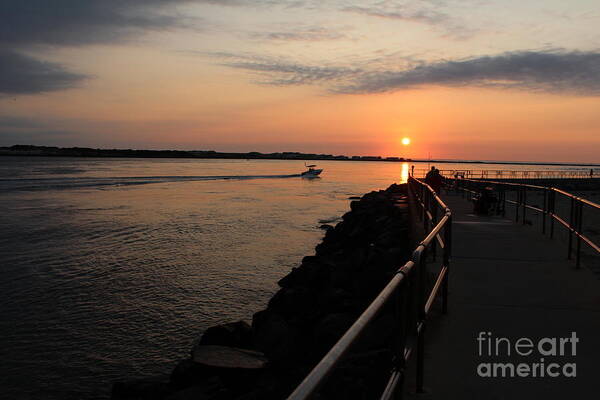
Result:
[0, 157, 591, 399]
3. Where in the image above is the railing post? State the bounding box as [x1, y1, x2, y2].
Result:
[549, 190, 555, 239]
[501, 186, 506, 217]
[422, 189, 428, 232]
[522, 187, 527, 225]
[542, 188, 547, 234]
[576, 201, 583, 269]
[431, 204, 438, 261]
[416, 181, 423, 223]
[515, 188, 520, 222]
[568, 196, 574, 260]
[442, 214, 452, 315]
[416, 249, 427, 394]
[392, 279, 407, 400]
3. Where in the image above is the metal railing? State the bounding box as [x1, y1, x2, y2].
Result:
[287, 177, 451, 400]
[413, 169, 600, 180]
[447, 177, 600, 268]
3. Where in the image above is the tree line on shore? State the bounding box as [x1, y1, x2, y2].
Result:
[0, 145, 411, 162]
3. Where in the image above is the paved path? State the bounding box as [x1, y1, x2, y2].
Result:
[405, 191, 600, 399]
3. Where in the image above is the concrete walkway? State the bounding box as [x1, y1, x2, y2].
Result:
[406, 191, 600, 399]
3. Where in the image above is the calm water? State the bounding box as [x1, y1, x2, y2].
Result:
[0, 157, 592, 399]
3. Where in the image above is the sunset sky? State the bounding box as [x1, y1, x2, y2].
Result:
[1, 0, 600, 162]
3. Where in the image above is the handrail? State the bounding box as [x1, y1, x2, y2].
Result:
[447, 176, 600, 268]
[286, 264, 413, 400]
[287, 177, 452, 400]
[412, 168, 600, 180]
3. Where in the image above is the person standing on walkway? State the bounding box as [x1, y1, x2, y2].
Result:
[425, 166, 443, 193]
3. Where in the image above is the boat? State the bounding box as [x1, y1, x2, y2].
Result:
[301, 164, 323, 178]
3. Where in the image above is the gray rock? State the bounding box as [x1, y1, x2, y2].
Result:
[252, 311, 303, 362]
[165, 376, 230, 400]
[191, 345, 268, 370]
[170, 359, 213, 391]
[111, 377, 170, 400]
[267, 287, 316, 317]
[313, 313, 357, 357]
[199, 321, 253, 349]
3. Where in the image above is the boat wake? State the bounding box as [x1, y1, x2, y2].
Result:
[0, 174, 304, 191]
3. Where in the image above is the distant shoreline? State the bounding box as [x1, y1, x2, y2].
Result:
[1, 145, 598, 167]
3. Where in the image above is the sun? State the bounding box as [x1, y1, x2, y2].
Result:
[401, 137, 411, 146]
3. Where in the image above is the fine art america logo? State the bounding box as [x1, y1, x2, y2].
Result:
[476, 332, 578, 378]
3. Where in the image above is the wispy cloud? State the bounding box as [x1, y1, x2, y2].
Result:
[0, 0, 212, 96]
[343, 5, 448, 25]
[207, 49, 600, 96]
[248, 27, 347, 42]
[207, 52, 362, 85]
[0, 0, 206, 47]
[0, 116, 45, 129]
[340, 50, 600, 95]
[342, 2, 478, 40]
[0, 49, 87, 95]
[0, 114, 80, 146]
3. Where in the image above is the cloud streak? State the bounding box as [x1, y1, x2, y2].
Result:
[0, 0, 203, 95]
[210, 50, 600, 97]
[209, 52, 363, 85]
[0, 0, 204, 47]
[0, 50, 87, 95]
[249, 27, 346, 42]
[340, 51, 600, 95]
[341, 2, 477, 39]
[343, 5, 448, 25]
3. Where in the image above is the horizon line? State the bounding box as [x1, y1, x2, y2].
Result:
[2, 144, 599, 167]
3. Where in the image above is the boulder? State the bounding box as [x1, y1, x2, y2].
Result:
[252, 310, 304, 363]
[170, 359, 214, 391]
[111, 377, 170, 400]
[355, 313, 396, 351]
[374, 230, 398, 248]
[267, 286, 316, 318]
[329, 263, 354, 289]
[198, 321, 253, 349]
[191, 345, 267, 370]
[165, 376, 230, 400]
[312, 313, 357, 357]
[277, 261, 330, 289]
[315, 287, 356, 315]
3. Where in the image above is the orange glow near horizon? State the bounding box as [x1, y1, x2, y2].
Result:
[2, 76, 600, 162]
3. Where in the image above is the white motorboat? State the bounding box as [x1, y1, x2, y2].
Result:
[301, 164, 323, 177]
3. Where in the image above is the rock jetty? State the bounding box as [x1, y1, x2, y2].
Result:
[111, 183, 411, 400]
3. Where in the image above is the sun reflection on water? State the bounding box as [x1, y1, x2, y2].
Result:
[401, 162, 409, 183]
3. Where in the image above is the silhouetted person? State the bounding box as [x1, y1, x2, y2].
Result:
[425, 166, 435, 180]
[591, 169, 594, 178]
[473, 187, 497, 215]
[411, 165, 415, 176]
[425, 166, 442, 193]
